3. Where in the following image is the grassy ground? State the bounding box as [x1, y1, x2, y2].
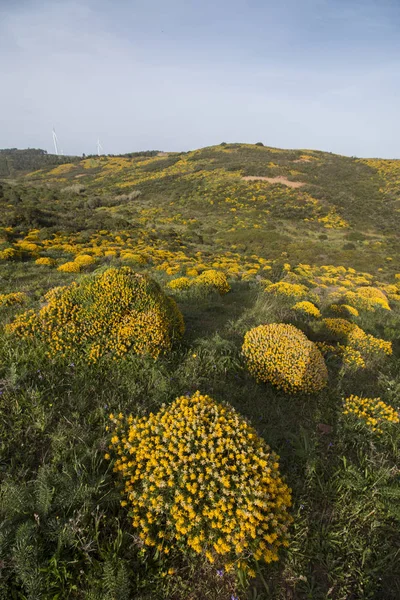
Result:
[0, 262, 399, 600]
[0, 143, 400, 599]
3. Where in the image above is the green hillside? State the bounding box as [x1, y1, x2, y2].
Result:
[2, 143, 400, 275]
[0, 143, 400, 600]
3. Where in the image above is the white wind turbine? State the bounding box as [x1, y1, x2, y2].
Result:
[52, 128, 63, 155]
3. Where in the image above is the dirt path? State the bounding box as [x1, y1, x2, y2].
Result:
[242, 175, 305, 188]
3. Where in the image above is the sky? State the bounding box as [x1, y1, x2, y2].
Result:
[0, 0, 399, 158]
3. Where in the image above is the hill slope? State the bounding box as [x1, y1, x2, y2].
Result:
[1, 142, 399, 276]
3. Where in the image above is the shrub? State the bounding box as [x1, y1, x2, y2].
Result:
[195, 270, 230, 295]
[106, 391, 292, 575]
[120, 252, 147, 264]
[57, 261, 81, 273]
[322, 318, 356, 341]
[0, 292, 27, 307]
[74, 254, 96, 267]
[329, 303, 359, 318]
[343, 288, 390, 312]
[343, 395, 399, 434]
[265, 281, 309, 301]
[7, 267, 184, 363]
[0, 247, 19, 261]
[35, 257, 56, 267]
[291, 301, 321, 318]
[321, 318, 392, 367]
[167, 276, 192, 291]
[242, 323, 328, 394]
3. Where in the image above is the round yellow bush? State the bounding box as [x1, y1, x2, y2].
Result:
[35, 257, 56, 267]
[74, 254, 96, 267]
[242, 323, 328, 394]
[265, 281, 309, 301]
[7, 267, 184, 363]
[107, 391, 292, 574]
[167, 276, 192, 291]
[291, 301, 321, 318]
[322, 318, 356, 341]
[195, 270, 230, 295]
[322, 318, 392, 360]
[57, 261, 81, 273]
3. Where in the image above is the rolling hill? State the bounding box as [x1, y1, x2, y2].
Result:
[1, 143, 399, 277]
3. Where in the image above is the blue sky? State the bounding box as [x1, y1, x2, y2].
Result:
[1, 0, 399, 157]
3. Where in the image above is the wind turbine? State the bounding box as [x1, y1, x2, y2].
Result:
[52, 128, 63, 156]
[52, 128, 59, 155]
[97, 138, 104, 156]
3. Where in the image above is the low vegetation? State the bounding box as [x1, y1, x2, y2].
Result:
[0, 143, 399, 599]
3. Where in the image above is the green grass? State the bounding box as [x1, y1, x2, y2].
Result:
[0, 266, 399, 599]
[0, 143, 400, 599]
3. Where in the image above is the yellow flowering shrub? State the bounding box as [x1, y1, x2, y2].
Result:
[0, 292, 27, 307]
[7, 267, 184, 363]
[57, 261, 81, 273]
[0, 247, 19, 261]
[120, 252, 147, 264]
[291, 301, 321, 318]
[35, 257, 56, 267]
[107, 391, 292, 573]
[329, 303, 359, 318]
[16, 241, 40, 255]
[343, 395, 399, 434]
[167, 276, 192, 291]
[322, 318, 357, 341]
[347, 327, 392, 358]
[74, 254, 96, 267]
[242, 324, 328, 394]
[321, 318, 392, 367]
[341, 346, 366, 370]
[265, 281, 309, 301]
[343, 289, 390, 312]
[195, 270, 230, 295]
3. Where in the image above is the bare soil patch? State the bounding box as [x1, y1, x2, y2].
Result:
[242, 175, 305, 188]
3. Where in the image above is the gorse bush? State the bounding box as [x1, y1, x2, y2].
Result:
[7, 267, 184, 363]
[0, 292, 27, 307]
[265, 281, 309, 301]
[343, 288, 391, 312]
[329, 303, 359, 318]
[242, 323, 328, 393]
[167, 276, 192, 291]
[107, 391, 292, 576]
[195, 270, 230, 295]
[343, 395, 399, 434]
[57, 260, 81, 273]
[291, 300, 321, 318]
[322, 318, 392, 365]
